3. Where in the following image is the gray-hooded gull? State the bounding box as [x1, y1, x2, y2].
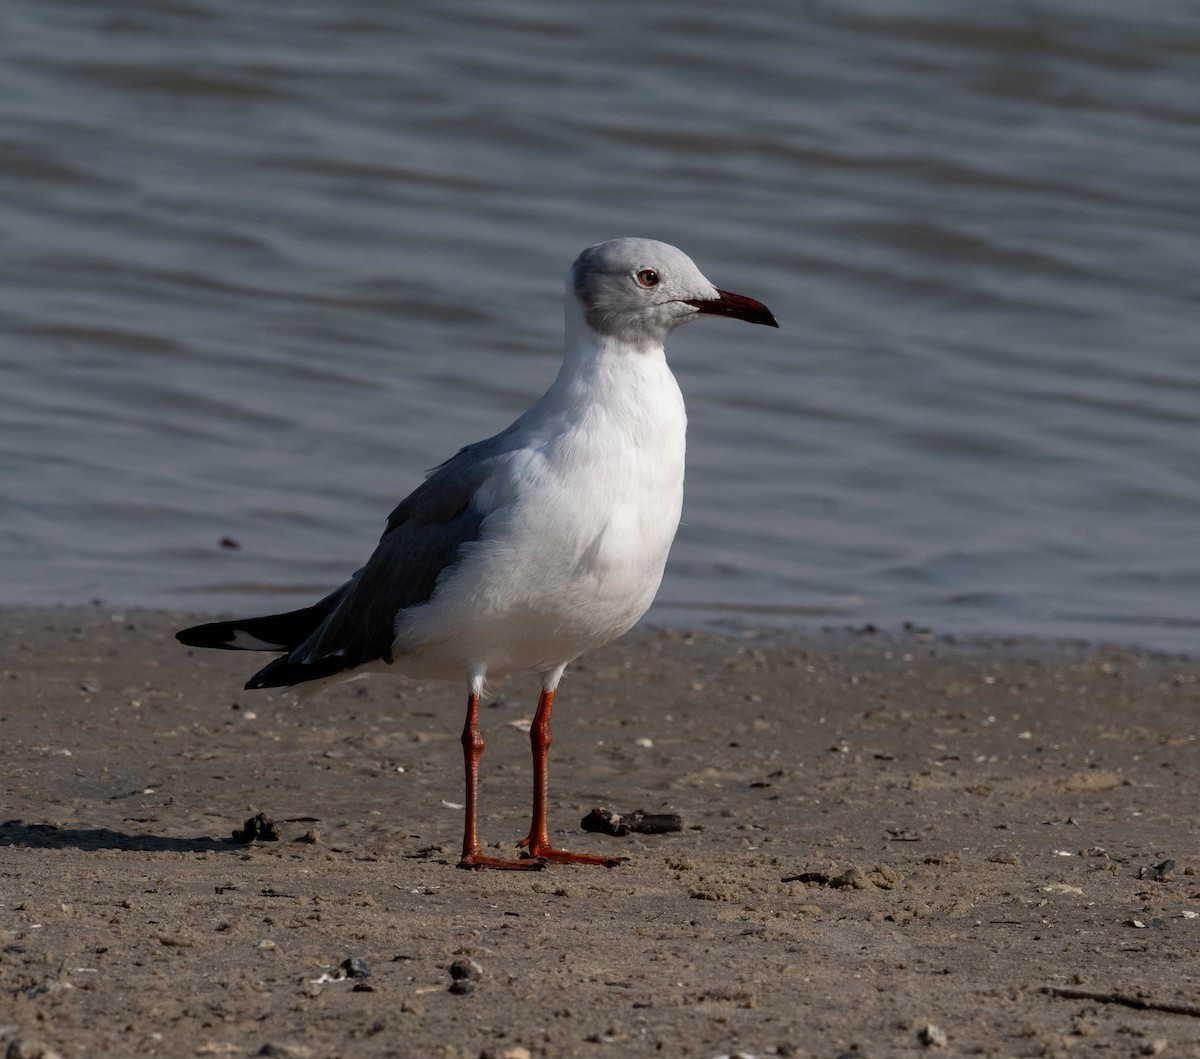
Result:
[177, 238, 778, 870]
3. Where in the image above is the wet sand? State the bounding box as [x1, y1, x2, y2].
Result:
[1, 609, 1197, 1058]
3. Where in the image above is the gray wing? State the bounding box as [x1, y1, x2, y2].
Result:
[245, 437, 513, 688]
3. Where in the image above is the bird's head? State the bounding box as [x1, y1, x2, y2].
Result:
[568, 238, 778, 351]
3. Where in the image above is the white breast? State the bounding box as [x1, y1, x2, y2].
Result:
[395, 348, 687, 679]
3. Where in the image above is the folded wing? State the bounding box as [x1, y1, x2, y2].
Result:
[176, 440, 507, 690]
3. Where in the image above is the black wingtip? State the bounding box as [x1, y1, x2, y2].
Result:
[244, 654, 351, 691]
[174, 602, 338, 655]
[176, 622, 235, 649]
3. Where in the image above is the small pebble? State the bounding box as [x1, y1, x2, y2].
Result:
[257, 1045, 314, 1059]
[448, 955, 483, 993]
[918, 1023, 948, 1048]
[449, 956, 483, 981]
[1137, 860, 1176, 882]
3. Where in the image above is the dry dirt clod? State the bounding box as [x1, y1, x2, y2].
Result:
[831, 866, 869, 889]
[231, 812, 280, 843]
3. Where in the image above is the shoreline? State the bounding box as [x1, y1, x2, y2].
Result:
[4, 599, 1194, 662]
[1, 609, 1197, 1057]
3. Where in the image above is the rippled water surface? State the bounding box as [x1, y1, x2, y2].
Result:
[3, 0, 1198, 652]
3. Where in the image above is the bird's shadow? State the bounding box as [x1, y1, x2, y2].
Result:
[0, 819, 232, 854]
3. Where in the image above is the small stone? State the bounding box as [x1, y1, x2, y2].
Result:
[341, 956, 371, 978]
[449, 956, 483, 981]
[448, 977, 476, 995]
[1137, 860, 1176, 882]
[7, 1039, 66, 1059]
[918, 1023, 948, 1048]
[257, 1045, 314, 1059]
[1141, 1040, 1168, 1056]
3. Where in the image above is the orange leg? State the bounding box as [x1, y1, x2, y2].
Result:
[519, 687, 627, 868]
[457, 690, 544, 871]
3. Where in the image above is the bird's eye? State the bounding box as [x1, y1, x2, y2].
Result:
[635, 268, 660, 288]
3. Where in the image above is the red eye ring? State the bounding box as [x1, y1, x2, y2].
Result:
[635, 268, 660, 288]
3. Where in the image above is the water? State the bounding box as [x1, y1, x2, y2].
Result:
[3, 0, 1198, 653]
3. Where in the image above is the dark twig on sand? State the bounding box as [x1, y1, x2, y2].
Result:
[1043, 986, 1200, 1018]
[580, 807, 682, 836]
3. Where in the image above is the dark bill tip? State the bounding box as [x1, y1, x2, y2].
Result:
[685, 288, 779, 328]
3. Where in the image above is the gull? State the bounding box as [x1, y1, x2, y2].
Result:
[177, 238, 778, 870]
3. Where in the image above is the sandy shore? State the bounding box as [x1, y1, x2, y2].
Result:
[1, 609, 1197, 1058]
